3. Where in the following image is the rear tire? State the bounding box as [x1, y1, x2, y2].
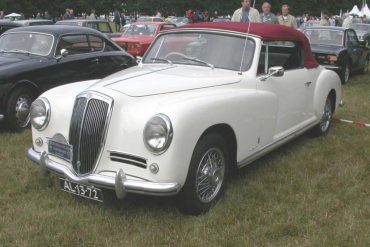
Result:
[310, 96, 334, 137]
[178, 133, 230, 215]
[340, 62, 350, 84]
[5, 87, 35, 132]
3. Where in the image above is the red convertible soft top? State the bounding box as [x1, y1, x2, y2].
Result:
[178, 22, 319, 69]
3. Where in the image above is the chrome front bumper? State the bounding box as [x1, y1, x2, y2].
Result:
[27, 148, 181, 199]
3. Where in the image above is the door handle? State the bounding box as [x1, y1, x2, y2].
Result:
[304, 81, 312, 87]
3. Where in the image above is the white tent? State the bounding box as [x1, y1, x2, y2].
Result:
[4, 13, 21, 18]
[360, 4, 370, 16]
[349, 5, 361, 15]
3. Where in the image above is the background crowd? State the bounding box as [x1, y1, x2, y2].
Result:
[0, 0, 369, 30]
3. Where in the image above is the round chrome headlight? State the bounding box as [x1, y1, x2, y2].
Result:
[30, 98, 50, 130]
[143, 114, 173, 154]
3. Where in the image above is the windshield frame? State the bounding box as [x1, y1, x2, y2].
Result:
[142, 29, 257, 72]
[0, 31, 55, 56]
[303, 28, 344, 47]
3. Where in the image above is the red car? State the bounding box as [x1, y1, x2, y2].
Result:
[112, 22, 176, 57]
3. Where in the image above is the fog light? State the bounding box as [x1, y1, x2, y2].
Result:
[149, 163, 159, 174]
[35, 138, 43, 147]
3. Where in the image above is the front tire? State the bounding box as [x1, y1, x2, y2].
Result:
[178, 133, 230, 215]
[310, 96, 334, 137]
[5, 87, 35, 132]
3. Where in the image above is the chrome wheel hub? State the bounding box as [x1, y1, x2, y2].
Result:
[320, 99, 332, 132]
[195, 148, 225, 203]
[15, 96, 31, 128]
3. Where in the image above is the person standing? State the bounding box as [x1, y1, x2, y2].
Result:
[278, 4, 297, 29]
[231, 0, 261, 23]
[121, 13, 126, 31]
[63, 9, 71, 20]
[114, 10, 121, 32]
[0, 11, 4, 19]
[320, 12, 330, 26]
[260, 1, 278, 24]
[88, 9, 97, 20]
[342, 13, 352, 29]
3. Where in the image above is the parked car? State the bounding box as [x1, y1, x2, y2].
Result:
[28, 22, 342, 215]
[0, 19, 53, 35]
[0, 25, 136, 131]
[136, 16, 165, 22]
[112, 22, 176, 57]
[166, 17, 189, 27]
[352, 23, 370, 46]
[303, 26, 369, 84]
[55, 19, 121, 38]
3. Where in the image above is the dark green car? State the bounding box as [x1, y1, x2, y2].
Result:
[303, 26, 369, 84]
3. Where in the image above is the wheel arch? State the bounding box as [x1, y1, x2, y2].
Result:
[6, 80, 39, 103]
[197, 123, 238, 171]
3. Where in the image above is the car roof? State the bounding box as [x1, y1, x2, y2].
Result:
[4, 25, 104, 36]
[56, 19, 109, 23]
[14, 19, 53, 25]
[177, 22, 319, 69]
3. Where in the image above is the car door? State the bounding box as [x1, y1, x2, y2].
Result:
[42, 34, 98, 90]
[257, 41, 313, 140]
[346, 29, 364, 70]
[87, 35, 136, 78]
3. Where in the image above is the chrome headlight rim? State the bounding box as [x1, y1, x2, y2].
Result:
[30, 97, 51, 131]
[143, 113, 173, 155]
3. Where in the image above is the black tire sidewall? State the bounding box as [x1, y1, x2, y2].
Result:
[178, 133, 230, 215]
[5, 87, 35, 132]
[340, 62, 350, 84]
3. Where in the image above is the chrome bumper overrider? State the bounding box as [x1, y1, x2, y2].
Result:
[27, 148, 181, 199]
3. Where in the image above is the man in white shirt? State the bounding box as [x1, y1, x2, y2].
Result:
[231, 0, 261, 23]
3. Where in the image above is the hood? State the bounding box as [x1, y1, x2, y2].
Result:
[0, 53, 43, 70]
[88, 65, 241, 97]
[310, 44, 345, 55]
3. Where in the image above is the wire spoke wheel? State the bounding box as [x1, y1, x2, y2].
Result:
[195, 148, 225, 203]
[320, 98, 333, 133]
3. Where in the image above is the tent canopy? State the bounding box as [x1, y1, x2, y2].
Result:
[350, 5, 361, 15]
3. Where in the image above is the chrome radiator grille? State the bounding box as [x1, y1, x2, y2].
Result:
[69, 93, 113, 175]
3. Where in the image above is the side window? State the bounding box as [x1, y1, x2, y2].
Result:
[347, 31, 359, 46]
[104, 41, 120, 52]
[88, 35, 104, 52]
[258, 41, 304, 74]
[56, 35, 90, 55]
[86, 22, 99, 31]
[160, 24, 176, 31]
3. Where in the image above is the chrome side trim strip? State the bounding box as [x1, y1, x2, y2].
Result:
[27, 148, 181, 197]
[237, 121, 318, 168]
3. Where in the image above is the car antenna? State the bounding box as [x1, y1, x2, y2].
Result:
[238, 0, 257, 75]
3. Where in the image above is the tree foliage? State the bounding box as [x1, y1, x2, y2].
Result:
[0, 0, 365, 17]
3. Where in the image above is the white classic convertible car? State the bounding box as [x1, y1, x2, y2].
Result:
[28, 23, 342, 214]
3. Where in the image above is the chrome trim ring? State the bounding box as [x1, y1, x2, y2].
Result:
[31, 97, 51, 131]
[195, 147, 225, 203]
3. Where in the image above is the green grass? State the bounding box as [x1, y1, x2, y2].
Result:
[1, 73, 369, 246]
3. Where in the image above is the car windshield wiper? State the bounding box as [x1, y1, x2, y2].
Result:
[182, 56, 215, 69]
[150, 57, 173, 65]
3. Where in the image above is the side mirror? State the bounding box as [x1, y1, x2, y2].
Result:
[56, 49, 68, 61]
[136, 56, 142, 64]
[60, 49, 69, 58]
[260, 66, 285, 81]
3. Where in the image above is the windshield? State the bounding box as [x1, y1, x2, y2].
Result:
[144, 32, 255, 71]
[0, 32, 53, 56]
[353, 24, 370, 32]
[304, 29, 344, 46]
[124, 24, 158, 36]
